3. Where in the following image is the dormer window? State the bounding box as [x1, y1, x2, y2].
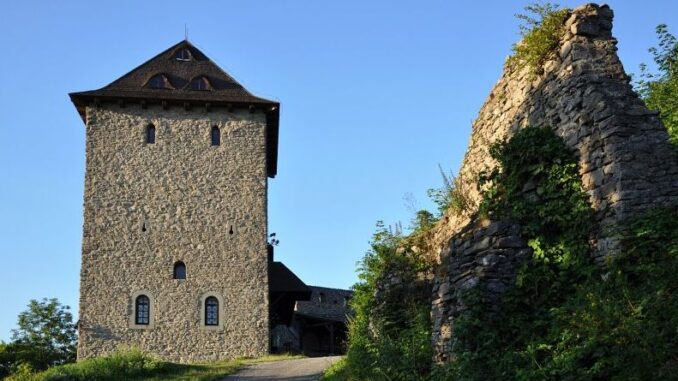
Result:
[190, 76, 211, 91]
[175, 48, 192, 61]
[147, 74, 172, 89]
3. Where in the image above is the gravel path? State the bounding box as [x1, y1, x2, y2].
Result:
[222, 356, 343, 381]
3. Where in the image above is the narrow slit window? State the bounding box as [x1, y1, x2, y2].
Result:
[211, 126, 220, 146]
[135, 295, 150, 325]
[146, 124, 156, 144]
[205, 296, 219, 326]
[173, 261, 186, 279]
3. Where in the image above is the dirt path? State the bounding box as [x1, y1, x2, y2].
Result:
[222, 356, 342, 381]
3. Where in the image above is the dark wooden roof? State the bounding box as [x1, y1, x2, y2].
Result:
[69, 40, 280, 177]
[269, 262, 312, 296]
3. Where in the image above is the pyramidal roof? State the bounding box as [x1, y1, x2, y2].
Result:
[70, 40, 280, 177]
[70, 40, 278, 106]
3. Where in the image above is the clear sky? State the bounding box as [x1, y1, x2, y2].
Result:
[0, 0, 676, 341]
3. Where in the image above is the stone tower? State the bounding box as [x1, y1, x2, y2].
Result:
[70, 40, 279, 362]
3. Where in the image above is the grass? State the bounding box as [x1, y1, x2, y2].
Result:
[319, 358, 350, 381]
[7, 349, 304, 381]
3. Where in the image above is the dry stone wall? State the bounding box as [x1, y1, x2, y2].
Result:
[431, 220, 529, 363]
[78, 104, 270, 362]
[430, 3, 678, 363]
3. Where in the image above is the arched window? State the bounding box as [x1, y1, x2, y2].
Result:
[173, 261, 186, 279]
[146, 124, 155, 144]
[319, 292, 326, 303]
[135, 295, 150, 325]
[190, 76, 210, 91]
[205, 296, 219, 326]
[148, 74, 168, 89]
[211, 126, 220, 146]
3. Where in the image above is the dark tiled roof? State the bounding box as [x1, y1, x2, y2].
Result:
[69, 40, 280, 177]
[70, 40, 278, 104]
[269, 262, 312, 296]
[295, 286, 353, 323]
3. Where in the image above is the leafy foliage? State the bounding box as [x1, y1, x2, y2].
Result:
[320, 358, 351, 381]
[637, 24, 678, 145]
[439, 126, 596, 380]
[343, 220, 434, 380]
[440, 127, 678, 380]
[328, 128, 678, 381]
[478, 126, 594, 267]
[1, 298, 77, 378]
[507, 3, 571, 77]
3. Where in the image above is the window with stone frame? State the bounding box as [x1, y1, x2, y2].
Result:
[135, 295, 150, 325]
[205, 296, 219, 326]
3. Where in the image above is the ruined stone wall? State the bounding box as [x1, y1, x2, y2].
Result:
[431, 3, 678, 362]
[431, 220, 529, 363]
[78, 104, 270, 362]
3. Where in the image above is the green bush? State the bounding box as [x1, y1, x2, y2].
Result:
[337, 127, 678, 381]
[541, 204, 678, 380]
[344, 220, 434, 380]
[507, 3, 571, 77]
[438, 126, 596, 380]
[1, 298, 77, 378]
[3, 348, 261, 381]
[6, 349, 164, 381]
[637, 24, 678, 146]
[320, 358, 351, 381]
[437, 126, 678, 380]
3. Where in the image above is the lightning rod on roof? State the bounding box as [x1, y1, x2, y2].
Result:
[184, 24, 188, 41]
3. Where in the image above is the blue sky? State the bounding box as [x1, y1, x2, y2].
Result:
[0, 0, 676, 341]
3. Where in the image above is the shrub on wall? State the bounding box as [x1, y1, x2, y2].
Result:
[507, 3, 571, 77]
[329, 127, 678, 381]
[437, 126, 678, 380]
[343, 219, 434, 381]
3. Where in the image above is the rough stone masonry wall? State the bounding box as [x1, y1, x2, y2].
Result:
[431, 3, 678, 363]
[431, 220, 530, 363]
[78, 104, 270, 362]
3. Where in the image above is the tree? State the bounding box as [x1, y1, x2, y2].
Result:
[7, 298, 77, 372]
[637, 24, 678, 145]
